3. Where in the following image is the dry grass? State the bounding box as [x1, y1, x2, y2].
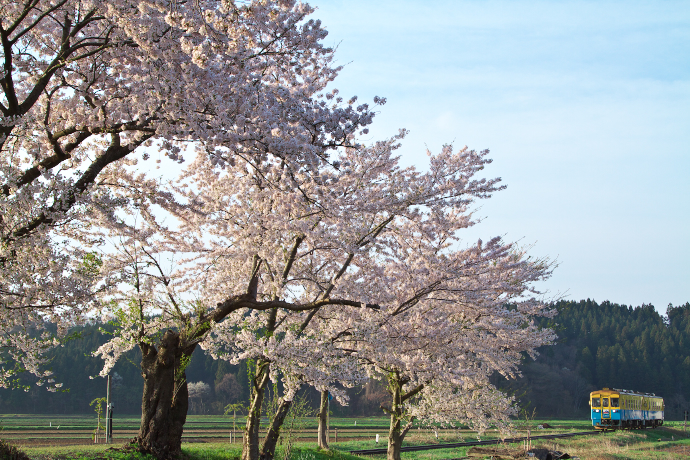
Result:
[528, 428, 690, 460]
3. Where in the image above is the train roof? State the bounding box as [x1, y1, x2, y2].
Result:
[590, 388, 662, 398]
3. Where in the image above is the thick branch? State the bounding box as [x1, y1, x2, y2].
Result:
[18, 13, 113, 115]
[1, 24, 19, 113]
[200, 295, 379, 344]
[281, 234, 304, 282]
[400, 418, 415, 439]
[391, 280, 444, 316]
[6, 0, 61, 38]
[8, 133, 152, 240]
[401, 383, 425, 403]
[247, 255, 262, 300]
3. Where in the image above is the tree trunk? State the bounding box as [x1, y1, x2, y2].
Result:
[260, 397, 293, 460]
[385, 374, 416, 460]
[388, 412, 403, 460]
[317, 390, 329, 449]
[133, 330, 192, 460]
[242, 361, 270, 460]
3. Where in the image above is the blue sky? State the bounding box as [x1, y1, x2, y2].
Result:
[311, 0, 690, 314]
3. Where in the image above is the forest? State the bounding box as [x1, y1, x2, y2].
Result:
[2, 299, 688, 421]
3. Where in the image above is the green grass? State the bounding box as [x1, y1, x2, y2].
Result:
[6, 417, 690, 459]
[4, 444, 155, 460]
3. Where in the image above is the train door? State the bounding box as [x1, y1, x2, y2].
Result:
[602, 397, 610, 420]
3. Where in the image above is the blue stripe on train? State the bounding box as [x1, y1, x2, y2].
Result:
[592, 409, 664, 426]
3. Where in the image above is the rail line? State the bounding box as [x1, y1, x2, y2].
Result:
[348, 430, 601, 455]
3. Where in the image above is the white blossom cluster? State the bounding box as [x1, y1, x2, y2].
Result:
[2, 0, 555, 438]
[1, 0, 379, 388]
[86, 123, 554, 434]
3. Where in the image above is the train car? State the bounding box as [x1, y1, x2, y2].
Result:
[590, 388, 664, 429]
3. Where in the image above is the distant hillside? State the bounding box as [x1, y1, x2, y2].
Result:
[1, 300, 688, 420]
[494, 299, 690, 419]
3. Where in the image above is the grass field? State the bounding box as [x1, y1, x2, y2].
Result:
[1, 416, 689, 459]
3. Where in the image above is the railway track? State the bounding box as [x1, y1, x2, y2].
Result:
[348, 430, 601, 455]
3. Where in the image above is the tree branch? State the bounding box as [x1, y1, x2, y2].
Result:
[401, 383, 425, 403]
[400, 418, 415, 439]
[7, 132, 153, 241]
[281, 234, 304, 282]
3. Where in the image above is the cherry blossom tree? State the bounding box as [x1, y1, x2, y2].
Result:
[88, 126, 533, 460]
[337, 244, 556, 460]
[2, 4, 556, 460]
[171, 133, 519, 460]
[311, 168, 558, 460]
[1, 0, 376, 390]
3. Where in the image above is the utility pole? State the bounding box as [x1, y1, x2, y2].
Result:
[327, 391, 330, 444]
[106, 374, 113, 444]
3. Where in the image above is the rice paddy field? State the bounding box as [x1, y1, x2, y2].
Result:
[0, 416, 689, 459]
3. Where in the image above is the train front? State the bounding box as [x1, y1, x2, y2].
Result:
[590, 388, 620, 429]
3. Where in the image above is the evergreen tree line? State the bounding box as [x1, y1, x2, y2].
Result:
[2, 299, 689, 420]
[493, 299, 690, 420]
[0, 323, 390, 417]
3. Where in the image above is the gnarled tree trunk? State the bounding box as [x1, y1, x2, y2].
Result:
[385, 373, 419, 460]
[388, 414, 403, 460]
[133, 330, 194, 460]
[242, 360, 270, 460]
[260, 397, 293, 460]
[317, 390, 329, 449]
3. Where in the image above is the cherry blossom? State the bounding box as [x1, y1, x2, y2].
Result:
[85, 120, 554, 460]
[1, 0, 377, 395]
[2, 3, 556, 460]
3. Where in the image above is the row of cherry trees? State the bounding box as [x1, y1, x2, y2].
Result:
[1, 1, 555, 460]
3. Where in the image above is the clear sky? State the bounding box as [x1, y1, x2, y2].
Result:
[310, 0, 690, 314]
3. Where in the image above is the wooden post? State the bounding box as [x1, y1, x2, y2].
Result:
[335, 428, 338, 443]
[233, 409, 237, 443]
[106, 375, 112, 444]
[327, 393, 330, 444]
[95, 413, 101, 444]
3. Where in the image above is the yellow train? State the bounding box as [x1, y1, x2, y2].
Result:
[590, 388, 664, 429]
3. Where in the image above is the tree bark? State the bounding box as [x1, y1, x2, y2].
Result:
[317, 390, 329, 449]
[386, 379, 403, 460]
[260, 397, 293, 460]
[385, 374, 418, 460]
[133, 330, 193, 460]
[388, 413, 403, 460]
[242, 361, 270, 460]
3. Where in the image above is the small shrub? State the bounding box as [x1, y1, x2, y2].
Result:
[0, 439, 31, 460]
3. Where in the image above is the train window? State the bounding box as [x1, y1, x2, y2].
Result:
[592, 397, 600, 407]
[611, 398, 619, 407]
[603, 398, 609, 407]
